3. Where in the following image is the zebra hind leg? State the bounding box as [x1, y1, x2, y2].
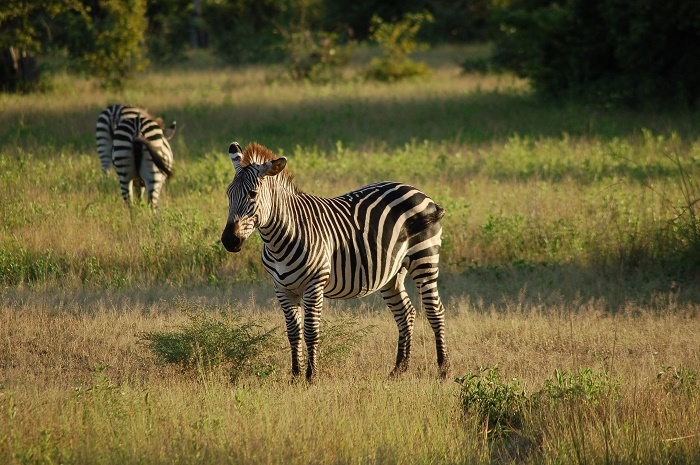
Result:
[120, 178, 134, 205]
[409, 263, 450, 379]
[380, 268, 417, 377]
[134, 178, 146, 204]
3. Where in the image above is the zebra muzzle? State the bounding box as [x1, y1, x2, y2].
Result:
[221, 225, 244, 253]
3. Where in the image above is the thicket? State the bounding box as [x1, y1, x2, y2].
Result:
[1, 0, 496, 91]
[8, 0, 700, 108]
[492, 0, 700, 108]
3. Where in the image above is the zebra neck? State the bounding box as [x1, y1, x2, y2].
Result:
[258, 189, 310, 251]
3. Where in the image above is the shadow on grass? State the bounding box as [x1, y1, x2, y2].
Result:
[438, 262, 700, 314]
[2, 88, 700, 181]
[3, 261, 698, 317]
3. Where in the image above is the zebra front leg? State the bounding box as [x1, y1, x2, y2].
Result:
[410, 264, 449, 378]
[276, 287, 303, 378]
[380, 269, 417, 377]
[302, 283, 325, 381]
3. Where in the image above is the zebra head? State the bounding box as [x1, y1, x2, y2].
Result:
[221, 142, 287, 253]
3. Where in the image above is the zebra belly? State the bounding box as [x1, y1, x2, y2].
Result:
[322, 242, 409, 300]
[263, 244, 406, 300]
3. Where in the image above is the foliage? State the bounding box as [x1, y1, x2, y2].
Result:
[657, 151, 700, 269]
[321, 0, 495, 42]
[657, 365, 699, 396]
[80, 0, 149, 90]
[492, 0, 700, 108]
[542, 368, 620, 406]
[138, 302, 279, 382]
[318, 316, 374, 370]
[145, 0, 194, 63]
[201, 0, 288, 64]
[0, 0, 85, 92]
[365, 11, 433, 82]
[456, 366, 530, 438]
[277, 28, 355, 82]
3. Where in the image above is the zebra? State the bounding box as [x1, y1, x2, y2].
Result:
[110, 111, 176, 208]
[95, 104, 147, 173]
[220, 141, 449, 380]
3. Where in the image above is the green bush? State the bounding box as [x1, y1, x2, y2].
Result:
[657, 365, 699, 396]
[139, 303, 279, 382]
[456, 366, 530, 438]
[542, 368, 620, 406]
[365, 12, 433, 82]
[492, 0, 700, 108]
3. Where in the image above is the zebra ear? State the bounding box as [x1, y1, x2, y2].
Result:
[261, 157, 287, 177]
[163, 121, 177, 140]
[229, 142, 243, 170]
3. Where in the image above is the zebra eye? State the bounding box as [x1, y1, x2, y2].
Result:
[248, 190, 258, 200]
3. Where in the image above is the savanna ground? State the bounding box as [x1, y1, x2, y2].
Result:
[1, 44, 700, 464]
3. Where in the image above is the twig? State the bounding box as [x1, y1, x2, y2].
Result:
[662, 433, 700, 442]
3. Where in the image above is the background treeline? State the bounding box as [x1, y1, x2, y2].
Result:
[2, 0, 700, 108]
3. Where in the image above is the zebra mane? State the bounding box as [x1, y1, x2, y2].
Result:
[242, 142, 299, 192]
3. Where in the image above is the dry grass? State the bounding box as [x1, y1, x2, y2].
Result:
[1, 287, 700, 464]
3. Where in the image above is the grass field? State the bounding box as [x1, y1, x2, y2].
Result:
[1, 45, 700, 464]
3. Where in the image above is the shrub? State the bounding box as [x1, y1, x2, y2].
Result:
[657, 365, 699, 396]
[492, 0, 700, 108]
[318, 316, 374, 371]
[278, 28, 355, 82]
[139, 303, 279, 382]
[542, 368, 620, 406]
[658, 152, 700, 269]
[456, 366, 530, 438]
[365, 12, 433, 82]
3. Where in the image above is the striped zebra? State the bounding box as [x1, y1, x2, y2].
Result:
[95, 104, 146, 173]
[221, 142, 449, 380]
[110, 110, 176, 208]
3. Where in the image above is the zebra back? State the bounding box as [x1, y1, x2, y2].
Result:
[95, 104, 145, 173]
[112, 114, 175, 207]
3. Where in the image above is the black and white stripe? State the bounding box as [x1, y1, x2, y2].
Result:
[221, 142, 449, 380]
[95, 104, 146, 173]
[111, 113, 176, 208]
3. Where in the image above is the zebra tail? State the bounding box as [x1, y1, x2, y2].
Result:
[135, 138, 173, 178]
[403, 202, 445, 239]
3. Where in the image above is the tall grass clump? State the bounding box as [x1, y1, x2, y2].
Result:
[138, 301, 279, 382]
[656, 151, 700, 269]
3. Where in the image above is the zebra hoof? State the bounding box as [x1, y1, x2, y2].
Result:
[389, 361, 409, 378]
[437, 357, 450, 380]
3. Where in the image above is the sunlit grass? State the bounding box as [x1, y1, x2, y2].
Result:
[1, 290, 699, 464]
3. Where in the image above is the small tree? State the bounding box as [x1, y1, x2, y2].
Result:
[81, 0, 149, 90]
[365, 11, 433, 82]
[0, 0, 84, 92]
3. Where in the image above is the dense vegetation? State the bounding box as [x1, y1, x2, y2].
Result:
[492, 0, 700, 107]
[4, 0, 699, 107]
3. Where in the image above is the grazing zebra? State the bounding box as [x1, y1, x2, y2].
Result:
[220, 142, 449, 380]
[111, 112, 176, 208]
[95, 104, 146, 173]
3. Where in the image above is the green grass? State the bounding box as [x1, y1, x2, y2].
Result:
[1, 45, 700, 464]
